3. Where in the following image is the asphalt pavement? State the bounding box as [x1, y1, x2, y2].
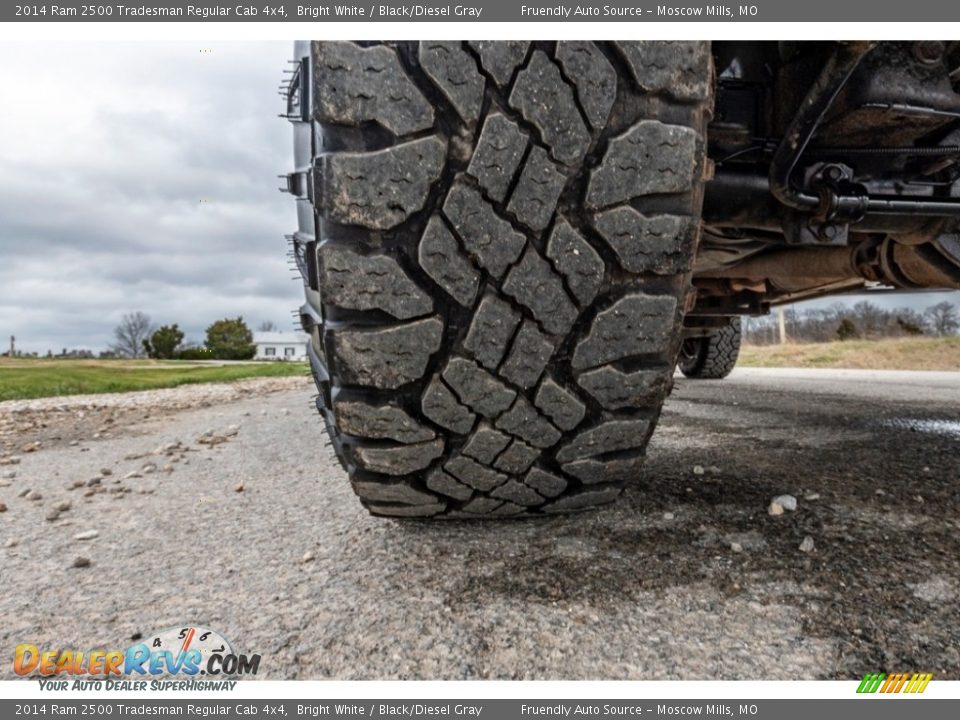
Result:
[1, 369, 958, 680]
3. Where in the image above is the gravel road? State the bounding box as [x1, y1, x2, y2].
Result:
[1, 369, 958, 680]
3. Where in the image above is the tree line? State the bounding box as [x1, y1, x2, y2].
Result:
[109, 313, 280, 360]
[743, 300, 959, 346]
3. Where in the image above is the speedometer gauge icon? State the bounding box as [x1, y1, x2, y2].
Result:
[140, 625, 235, 676]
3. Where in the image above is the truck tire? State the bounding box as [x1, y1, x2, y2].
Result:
[679, 317, 742, 379]
[286, 41, 713, 518]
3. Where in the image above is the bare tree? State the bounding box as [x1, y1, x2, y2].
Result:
[111, 311, 153, 358]
[852, 300, 885, 339]
[257, 320, 278, 332]
[925, 301, 959, 337]
[741, 300, 953, 345]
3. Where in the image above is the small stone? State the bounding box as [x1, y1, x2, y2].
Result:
[17, 488, 31, 498]
[914, 495, 925, 504]
[71, 556, 91, 568]
[0, 456, 22, 466]
[73, 530, 99, 541]
[730, 542, 743, 553]
[71, 480, 86, 489]
[124, 471, 142, 480]
[302, 551, 315, 563]
[4, 538, 17, 547]
[663, 512, 675, 521]
[26, 490, 42, 502]
[2, 470, 17, 479]
[804, 492, 821, 501]
[771, 494, 797, 512]
[87, 477, 101, 487]
[161, 465, 174, 474]
[100, 468, 112, 476]
[799, 536, 815, 553]
[141, 463, 157, 474]
[768, 502, 784, 516]
[224, 425, 240, 437]
[875, 489, 886, 496]
[707, 466, 722, 475]
[45, 508, 61, 522]
[0, 480, 11, 488]
[692, 465, 705, 476]
[234, 483, 245, 493]
[69, 440, 79, 447]
[56, 500, 71, 512]
[22, 442, 40, 453]
[0, 502, 7, 513]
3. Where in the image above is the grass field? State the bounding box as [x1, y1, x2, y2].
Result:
[738, 336, 960, 371]
[0, 358, 308, 402]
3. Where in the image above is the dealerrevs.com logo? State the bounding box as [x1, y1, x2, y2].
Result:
[14, 626, 260, 691]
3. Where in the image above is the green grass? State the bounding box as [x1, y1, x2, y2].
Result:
[738, 336, 960, 371]
[0, 359, 308, 402]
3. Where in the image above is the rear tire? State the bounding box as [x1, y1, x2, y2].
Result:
[287, 41, 713, 518]
[679, 317, 742, 379]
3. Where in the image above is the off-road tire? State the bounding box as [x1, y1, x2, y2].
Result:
[287, 41, 713, 518]
[679, 317, 742, 379]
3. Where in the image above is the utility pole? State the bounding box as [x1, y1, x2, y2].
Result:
[778, 308, 787, 345]
[8, 335, 14, 358]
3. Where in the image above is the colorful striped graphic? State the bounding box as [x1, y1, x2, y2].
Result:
[857, 672, 933, 694]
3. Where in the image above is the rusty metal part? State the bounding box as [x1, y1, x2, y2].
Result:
[698, 246, 859, 284]
[695, 240, 960, 292]
[890, 242, 960, 287]
[769, 42, 877, 212]
[766, 278, 869, 306]
[767, 41, 960, 220]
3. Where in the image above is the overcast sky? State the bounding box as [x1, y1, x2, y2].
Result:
[0, 41, 295, 354]
[0, 42, 956, 355]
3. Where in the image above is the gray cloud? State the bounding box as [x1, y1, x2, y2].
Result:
[0, 41, 299, 354]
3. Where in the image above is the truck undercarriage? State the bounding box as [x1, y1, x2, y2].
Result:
[692, 41, 960, 335]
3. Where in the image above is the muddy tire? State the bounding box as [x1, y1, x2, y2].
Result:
[679, 317, 741, 379]
[286, 41, 713, 518]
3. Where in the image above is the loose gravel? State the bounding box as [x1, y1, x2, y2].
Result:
[0, 369, 958, 679]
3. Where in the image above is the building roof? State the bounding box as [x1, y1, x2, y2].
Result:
[253, 332, 309, 345]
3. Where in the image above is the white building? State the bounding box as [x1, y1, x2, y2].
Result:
[253, 331, 309, 361]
